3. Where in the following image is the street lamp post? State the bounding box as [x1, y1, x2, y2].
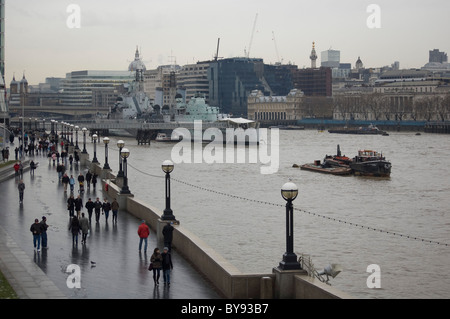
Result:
[92, 134, 99, 163]
[117, 140, 125, 177]
[161, 160, 176, 221]
[82, 128, 87, 154]
[75, 126, 80, 150]
[70, 124, 74, 146]
[120, 148, 131, 194]
[103, 137, 111, 170]
[54, 121, 58, 142]
[279, 181, 302, 271]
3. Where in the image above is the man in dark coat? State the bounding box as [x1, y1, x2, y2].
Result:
[94, 197, 102, 222]
[161, 247, 173, 286]
[85, 198, 95, 223]
[30, 219, 43, 252]
[162, 222, 174, 252]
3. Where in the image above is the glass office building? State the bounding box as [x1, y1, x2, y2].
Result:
[208, 58, 294, 116]
[60, 70, 134, 107]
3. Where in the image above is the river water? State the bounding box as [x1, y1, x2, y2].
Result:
[94, 129, 449, 299]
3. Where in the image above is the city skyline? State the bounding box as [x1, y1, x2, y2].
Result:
[5, 0, 450, 85]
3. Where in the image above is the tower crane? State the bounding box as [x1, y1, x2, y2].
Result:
[246, 13, 258, 58]
[272, 31, 281, 64]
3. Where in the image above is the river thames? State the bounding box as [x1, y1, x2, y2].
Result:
[93, 129, 449, 299]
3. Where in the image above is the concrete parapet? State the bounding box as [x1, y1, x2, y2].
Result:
[91, 157, 353, 299]
[294, 275, 354, 299]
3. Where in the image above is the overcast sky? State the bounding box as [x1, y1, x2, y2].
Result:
[5, 0, 450, 85]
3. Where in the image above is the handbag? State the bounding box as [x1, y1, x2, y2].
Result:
[148, 263, 153, 271]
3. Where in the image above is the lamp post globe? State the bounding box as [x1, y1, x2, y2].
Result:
[279, 181, 302, 271]
[162, 159, 174, 174]
[161, 160, 176, 221]
[281, 182, 298, 201]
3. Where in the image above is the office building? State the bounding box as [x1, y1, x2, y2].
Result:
[429, 49, 448, 63]
[178, 61, 210, 103]
[321, 49, 340, 68]
[208, 57, 294, 116]
[60, 70, 133, 107]
[290, 67, 332, 97]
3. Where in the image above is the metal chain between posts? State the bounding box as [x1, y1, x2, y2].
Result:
[124, 158, 449, 248]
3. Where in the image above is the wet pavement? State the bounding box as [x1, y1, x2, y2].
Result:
[0, 152, 221, 299]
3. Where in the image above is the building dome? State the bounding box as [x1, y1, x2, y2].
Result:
[10, 75, 18, 85]
[128, 47, 146, 72]
[20, 73, 28, 84]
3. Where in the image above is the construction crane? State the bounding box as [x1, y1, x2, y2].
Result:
[246, 13, 258, 58]
[272, 31, 281, 64]
[214, 38, 222, 61]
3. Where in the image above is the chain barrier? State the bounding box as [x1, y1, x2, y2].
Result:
[124, 158, 449, 248]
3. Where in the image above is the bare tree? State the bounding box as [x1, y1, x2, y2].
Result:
[436, 93, 450, 122]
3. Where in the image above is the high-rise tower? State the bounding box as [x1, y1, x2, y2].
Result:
[0, 0, 4, 79]
[310, 42, 318, 69]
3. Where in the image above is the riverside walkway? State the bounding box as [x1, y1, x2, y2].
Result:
[0, 154, 221, 299]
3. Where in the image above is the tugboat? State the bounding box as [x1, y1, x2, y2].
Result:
[323, 145, 353, 168]
[350, 150, 391, 177]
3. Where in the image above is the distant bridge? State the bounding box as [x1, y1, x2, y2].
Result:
[8, 105, 109, 118]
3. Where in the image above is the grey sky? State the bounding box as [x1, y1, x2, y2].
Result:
[5, 0, 450, 85]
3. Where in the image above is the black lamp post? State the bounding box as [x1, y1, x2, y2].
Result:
[120, 148, 131, 194]
[54, 121, 58, 142]
[82, 128, 87, 154]
[75, 126, 80, 150]
[279, 181, 302, 271]
[103, 137, 111, 170]
[92, 134, 99, 163]
[161, 160, 176, 221]
[117, 140, 125, 177]
[70, 124, 74, 146]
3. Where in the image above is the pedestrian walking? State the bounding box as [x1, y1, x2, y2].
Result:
[78, 173, 85, 193]
[102, 198, 111, 222]
[137, 220, 150, 252]
[62, 173, 70, 192]
[69, 175, 75, 193]
[13, 161, 20, 178]
[111, 198, 119, 223]
[91, 173, 98, 190]
[40, 216, 49, 249]
[161, 247, 173, 286]
[94, 197, 102, 223]
[79, 213, 90, 244]
[162, 222, 174, 252]
[69, 216, 81, 246]
[18, 179, 25, 204]
[19, 161, 23, 178]
[67, 194, 75, 218]
[85, 170, 92, 189]
[85, 198, 95, 223]
[30, 160, 38, 176]
[30, 219, 43, 252]
[150, 248, 163, 286]
[74, 195, 83, 218]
